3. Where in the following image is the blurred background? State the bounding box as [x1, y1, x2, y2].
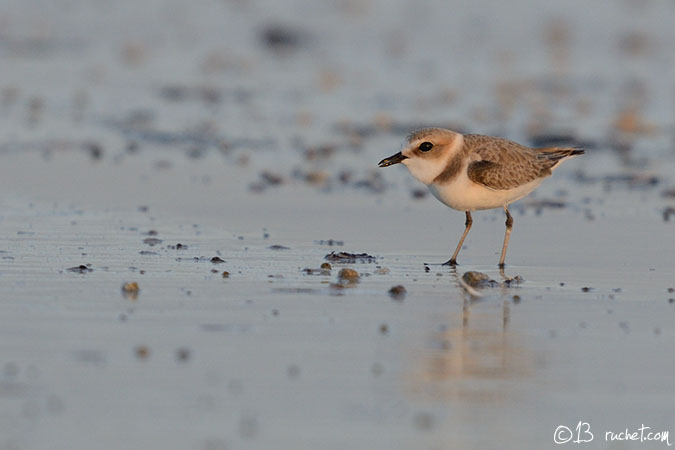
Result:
[1, 0, 674, 204]
[1, 1, 675, 449]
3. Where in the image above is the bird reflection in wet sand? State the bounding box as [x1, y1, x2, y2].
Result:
[410, 272, 535, 402]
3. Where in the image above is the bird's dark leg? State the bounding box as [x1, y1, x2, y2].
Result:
[498, 206, 513, 268]
[442, 211, 472, 266]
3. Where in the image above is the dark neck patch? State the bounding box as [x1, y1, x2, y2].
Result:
[433, 151, 465, 184]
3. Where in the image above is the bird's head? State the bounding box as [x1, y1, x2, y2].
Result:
[378, 128, 463, 185]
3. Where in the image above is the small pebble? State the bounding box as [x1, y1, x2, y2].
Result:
[176, 348, 191, 362]
[211, 256, 225, 264]
[411, 188, 427, 199]
[462, 271, 495, 288]
[388, 285, 406, 300]
[222, 271, 230, 278]
[134, 346, 150, 360]
[338, 268, 359, 282]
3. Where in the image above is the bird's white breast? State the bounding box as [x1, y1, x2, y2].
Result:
[428, 168, 542, 211]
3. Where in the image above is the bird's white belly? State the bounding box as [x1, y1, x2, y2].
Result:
[428, 173, 542, 211]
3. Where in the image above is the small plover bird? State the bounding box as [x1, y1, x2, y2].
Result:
[378, 128, 584, 267]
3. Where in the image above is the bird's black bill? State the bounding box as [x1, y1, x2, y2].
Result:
[378, 152, 408, 167]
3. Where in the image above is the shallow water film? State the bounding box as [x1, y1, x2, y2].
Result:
[1, 0, 675, 449]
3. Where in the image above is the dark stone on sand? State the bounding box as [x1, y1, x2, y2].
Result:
[411, 188, 427, 199]
[663, 207, 675, 222]
[260, 171, 284, 185]
[210, 256, 225, 264]
[67, 265, 92, 273]
[260, 24, 307, 51]
[175, 348, 190, 362]
[142, 237, 162, 246]
[268, 245, 290, 250]
[661, 188, 675, 198]
[83, 141, 103, 159]
[388, 285, 407, 300]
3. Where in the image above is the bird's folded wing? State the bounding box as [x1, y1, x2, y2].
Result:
[464, 135, 550, 190]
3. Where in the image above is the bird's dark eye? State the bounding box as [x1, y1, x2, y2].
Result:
[419, 142, 433, 152]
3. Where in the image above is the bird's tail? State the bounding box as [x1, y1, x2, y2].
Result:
[537, 147, 585, 163]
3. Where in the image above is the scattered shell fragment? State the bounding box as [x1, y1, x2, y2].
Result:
[303, 267, 331, 276]
[325, 251, 376, 263]
[121, 282, 140, 300]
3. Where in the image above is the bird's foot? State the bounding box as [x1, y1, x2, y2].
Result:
[441, 259, 458, 267]
[498, 264, 507, 280]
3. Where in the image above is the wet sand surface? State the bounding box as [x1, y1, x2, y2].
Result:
[2, 1, 675, 449]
